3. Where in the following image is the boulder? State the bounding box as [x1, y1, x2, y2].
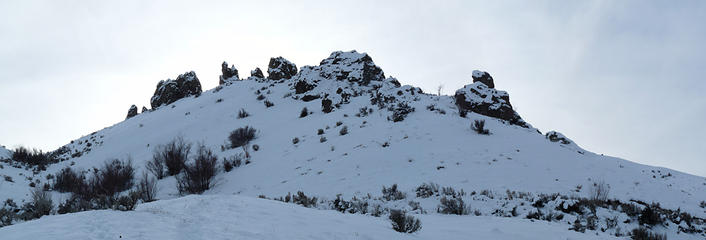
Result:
[126, 105, 138, 119]
[454, 72, 527, 127]
[316, 50, 385, 86]
[545, 131, 572, 145]
[471, 70, 494, 88]
[141, 106, 148, 113]
[267, 57, 297, 80]
[150, 71, 203, 109]
[251, 68, 264, 78]
[321, 98, 333, 113]
[219, 61, 239, 85]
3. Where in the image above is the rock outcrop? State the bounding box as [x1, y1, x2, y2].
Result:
[150, 71, 202, 109]
[141, 106, 148, 113]
[251, 68, 264, 78]
[126, 105, 138, 119]
[455, 71, 527, 127]
[471, 70, 494, 88]
[267, 57, 297, 80]
[545, 131, 572, 145]
[219, 62, 239, 85]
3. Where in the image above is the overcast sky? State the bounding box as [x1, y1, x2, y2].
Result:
[1, 0, 704, 176]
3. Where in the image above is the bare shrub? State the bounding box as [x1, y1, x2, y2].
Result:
[389, 209, 422, 233]
[136, 172, 157, 202]
[23, 188, 53, 220]
[438, 196, 469, 215]
[472, 120, 489, 135]
[415, 182, 439, 198]
[631, 227, 667, 240]
[229, 126, 257, 158]
[382, 184, 406, 201]
[237, 109, 250, 119]
[177, 144, 218, 195]
[146, 156, 165, 179]
[154, 137, 191, 176]
[589, 180, 610, 201]
[53, 167, 87, 194]
[91, 158, 135, 196]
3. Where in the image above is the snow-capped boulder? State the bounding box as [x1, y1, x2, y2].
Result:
[125, 105, 138, 119]
[150, 71, 203, 109]
[455, 74, 527, 127]
[546, 131, 572, 145]
[219, 61, 239, 85]
[472, 70, 494, 88]
[267, 57, 297, 80]
[251, 68, 264, 78]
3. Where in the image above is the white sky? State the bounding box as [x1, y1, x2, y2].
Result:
[1, 0, 704, 176]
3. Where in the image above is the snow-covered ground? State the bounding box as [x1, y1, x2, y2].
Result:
[0, 194, 620, 240]
[1, 50, 704, 238]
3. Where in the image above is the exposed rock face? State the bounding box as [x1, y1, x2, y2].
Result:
[316, 50, 385, 86]
[472, 70, 494, 88]
[219, 62, 239, 85]
[141, 106, 148, 113]
[546, 131, 572, 144]
[321, 98, 333, 113]
[150, 71, 203, 109]
[126, 105, 138, 119]
[251, 68, 264, 78]
[267, 57, 297, 80]
[455, 71, 527, 127]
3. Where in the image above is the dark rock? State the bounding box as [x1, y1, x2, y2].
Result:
[126, 105, 138, 119]
[219, 61, 239, 85]
[141, 106, 148, 113]
[295, 80, 316, 94]
[267, 57, 297, 80]
[301, 95, 320, 102]
[251, 68, 264, 78]
[471, 70, 494, 88]
[545, 131, 572, 144]
[454, 74, 526, 127]
[321, 98, 333, 113]
[150, 71, 203, 109]
[315, 50, 385, 86]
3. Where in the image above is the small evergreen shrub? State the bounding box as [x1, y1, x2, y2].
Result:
[389, 209, 422, 233]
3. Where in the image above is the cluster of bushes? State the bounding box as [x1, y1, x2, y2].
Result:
[52, 158, 142, 212]
[388, 102, 415, 122]
[631, 227, 667, 240]
[11, 147, 57, 170]
[275, 191, 318, 208]
[382, 184, 406, 201]
[0, 188, 54, 227]
[147, 137, 220, 195]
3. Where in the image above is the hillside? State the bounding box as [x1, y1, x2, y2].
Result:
[1, 50, 704, 239]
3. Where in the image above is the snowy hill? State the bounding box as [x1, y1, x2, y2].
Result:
[1, 50, 704, 239]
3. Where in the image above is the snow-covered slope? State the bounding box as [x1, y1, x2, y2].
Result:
[1, 50, 704, 238]
[0, 146, 10, 160]
[0, 194, 619, 240]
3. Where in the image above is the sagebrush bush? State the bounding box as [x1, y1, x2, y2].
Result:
[339, 126, 348, 136]
[153, 137, 191, 176]
[292, 191, 317, 208]
[631, 227, 667, 240]
[229, 126, 257, 158]
[177, 144, 218, 195]
[91, 158, 135, 196]
[589, 180, 610, 201]
[223, 154, 243, 172]
[438, 196, 469, 215]
[12, 147, 55, 168]
[472, 120, 489, 135]
[639, 204, 663, 226]
[415, 182, 439, 198]
[136, 172, 157, 202]
[22, 188, 53, 220]
[382, 184, 406, 201]
[237, 109, 250, 119]
[53, 167, 87, 194]
[389, 209, 422, 233]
